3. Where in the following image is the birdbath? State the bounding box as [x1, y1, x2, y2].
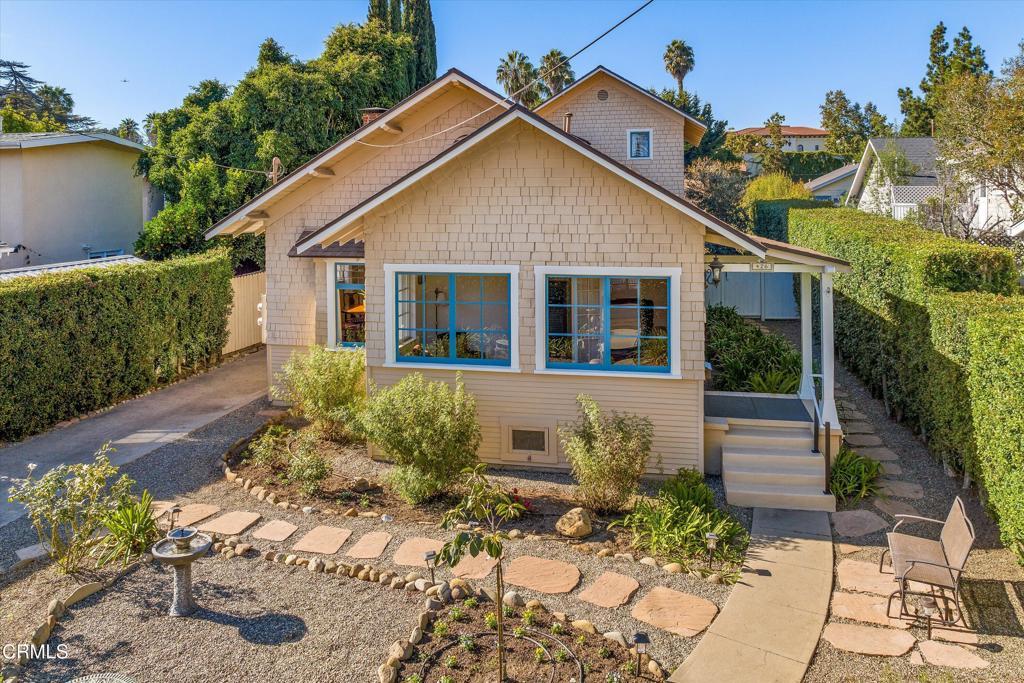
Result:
[151, 509, 213, 617]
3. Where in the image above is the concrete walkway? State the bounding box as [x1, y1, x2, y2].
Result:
[0, 349, 268, 529]
[671, 508, 833, 683]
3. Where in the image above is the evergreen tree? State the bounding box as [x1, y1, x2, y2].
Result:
[116, 118, 142, 143]
[654, 88, 733, 163]
[389, 0, 403, 33]
[368, 0, 388, 23]
[819, 89, 893, 157]
[404, 0, 437, 89]
[496, 51, 540, 107]
[663, 40, 695, 98]
[0, 59, 42, 110]
[538, 49, 574, 97]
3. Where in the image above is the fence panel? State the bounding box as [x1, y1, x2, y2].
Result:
[224, 271, 266, 354]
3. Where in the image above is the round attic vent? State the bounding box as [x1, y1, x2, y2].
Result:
[597, 89, 609, 101]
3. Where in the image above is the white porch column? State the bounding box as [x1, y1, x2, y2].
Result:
[799, 272, 814, 400]
[820, 268, 840, 427]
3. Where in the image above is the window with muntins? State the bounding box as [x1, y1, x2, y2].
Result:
[336, 263, 365, 347]
[628, 130, 651, 159]
[395, 272, 512, 366]
[546, 275, 670, 372]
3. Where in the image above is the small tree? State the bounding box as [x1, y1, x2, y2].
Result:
[559, 395, 654, 513]
[439, 465, 525, 682]
[684, 158, 749, 228]
[740, 172, 811, 218]
[7, 445, 134, 573]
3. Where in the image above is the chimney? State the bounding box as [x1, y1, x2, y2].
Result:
[562, 112, 573, 134]
[359, 107, 387, 127]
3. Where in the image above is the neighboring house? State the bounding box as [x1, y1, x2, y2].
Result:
[805, 162, 858, 205]
[731, 125, 828, 153]
[0, 132, 162, 271]
[0, 254, 145, 281]
[209, 66, 849, 511]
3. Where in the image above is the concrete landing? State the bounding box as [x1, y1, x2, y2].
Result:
[670, 508, 833, 683]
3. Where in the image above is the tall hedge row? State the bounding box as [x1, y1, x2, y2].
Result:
[0, 250, 233, 441]
[782, 205, 1023, 558]
[752, 199, 832, 241]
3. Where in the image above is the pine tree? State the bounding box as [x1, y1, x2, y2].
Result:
[389, 0, 403, 33]
[404, 0, 437, 89]
[0, 59, 43, 110]
[368, 0, 388, 23]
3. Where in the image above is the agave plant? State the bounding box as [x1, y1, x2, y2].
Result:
[94, 489, 161, 568]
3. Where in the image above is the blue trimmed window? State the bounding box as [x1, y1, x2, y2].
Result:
[395, 272, 511, 366]
[546, 275, 670, 372]
[335, 263, 365, 347]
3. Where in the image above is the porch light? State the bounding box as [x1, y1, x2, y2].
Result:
[632, 632, 649, 676]
[705, 256, 723, 287]
[424, 550, 437, 584]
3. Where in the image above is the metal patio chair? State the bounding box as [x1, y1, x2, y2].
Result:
[879, 496, 976, 627]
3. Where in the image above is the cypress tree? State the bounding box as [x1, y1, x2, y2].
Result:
[368, 0, 388, 24]
[404, 0, 437, 89]
[389, 0, 403, 34]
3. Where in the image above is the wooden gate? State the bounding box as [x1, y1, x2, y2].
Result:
[224, 271, 266, 354]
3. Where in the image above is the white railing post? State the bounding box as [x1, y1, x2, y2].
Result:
[799, 272, 814, 400]
[820, 268, 840, 427]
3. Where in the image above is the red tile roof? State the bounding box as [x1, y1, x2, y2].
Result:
[732, 126, 827, 137]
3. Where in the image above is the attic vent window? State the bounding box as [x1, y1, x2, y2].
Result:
[597, 89, 609, 101]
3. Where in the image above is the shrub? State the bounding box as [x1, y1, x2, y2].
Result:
[967, 312, 1024, 562]
[781, 151, 852, 183]
[705, 305, 801, 391]
[273, 346, 365, 440]
[829, 448, 883, 504]
[559, 395, 654, 513]
[94, 489, 161, 568]
[749, 370, 800, 394]
[244, 424, 293, 469]
[362, 372, 481, 503]
[615, 469, 747, 564]
[740, 172, 811, 216]
[286, 433, 331, 496]
[751, 199, 831, 242]
[7, 445, 134, 573]
[0, 250, 232, 441]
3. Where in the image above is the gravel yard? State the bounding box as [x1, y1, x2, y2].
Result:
[5, 397, 741, 682]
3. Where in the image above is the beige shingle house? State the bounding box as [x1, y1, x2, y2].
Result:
[209, 67, 849, 512]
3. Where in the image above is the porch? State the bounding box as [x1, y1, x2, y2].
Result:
[701, 237, 850, 512]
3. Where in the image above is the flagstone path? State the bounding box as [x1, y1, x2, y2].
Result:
[504, 555, 581, 594]
[292, 525, 352, 554]
[252, 519, 298, 542]
[579, 571, 640, 608]
[392, 537, 443, 566]
[345, 531, 392, 559]
[197, 511, 261, 536]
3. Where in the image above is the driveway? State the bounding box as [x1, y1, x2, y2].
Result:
[0, 349, 268, 529]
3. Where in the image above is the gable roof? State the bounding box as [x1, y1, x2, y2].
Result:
[294, 105, 764, 258]
[732, 125, 827, 138]
[846, 137, 939, 203]
[534, 66, 707, 146]
[0, 132, 144, 152]
[805, 162, 858, 192]
[205, 68, 511, 239]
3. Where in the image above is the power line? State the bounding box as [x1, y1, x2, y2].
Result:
[353, 0, 655, 150]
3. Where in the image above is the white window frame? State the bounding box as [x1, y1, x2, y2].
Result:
[383, 263, 521, 372]
[533, 265, 682, 379]
[326, 258, 366, 350]
[626, 129, 653, 160]
[88, 248, 124, 259]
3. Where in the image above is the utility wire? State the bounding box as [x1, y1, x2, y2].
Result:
[353, 0, 655, 149]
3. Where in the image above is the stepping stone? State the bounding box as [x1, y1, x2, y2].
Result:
[831, 591, 909, 629]
[198, 511, 261, 536]
[878, 479, 924, 500]
[836, 543, 862, 555]
[150, 500, 175, 519]
[918, 640, 989, 669]
[874, 498, 919, 519]
[843, 421, 876, 435]
[346, 532, 392, 560]
[631, 586, 718, 637]
[822, 623, 916, 656]
[837, 559, 927, 596]
[909, 651, 925, 666]
[14, 542, 50, 564]
[856, 447, 899, 462]
[832, 510, 888, 538]
[846, 433, 883, 447]
[504, 556, 581, 594]
[392, 537, 444, 567]
[932, 627, 980, 645]
[292, 525, 352, 554]
[253, 519, 298, 542]
[452, 552, 497, 579]
[579, 572, 640, 608]
[881, 463, 903, 476]
[842, 409, 869, 421]
[173, 504, 221, 527]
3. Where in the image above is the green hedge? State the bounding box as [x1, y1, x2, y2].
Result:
[781, 204, 1023, 556]
[0, 250, 233, 441]
[752, 199, 832, 241]
[967, 312, 1024, 560]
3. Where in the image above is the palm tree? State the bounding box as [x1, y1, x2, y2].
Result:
[538, 49, 575, 98]
[496, 51, 541, 108]
[117, 118, 142, 144]
[143, 112, 159, 145]
[663, 39, 695, 98]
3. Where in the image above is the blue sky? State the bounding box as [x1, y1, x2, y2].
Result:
[2, 0, 1021, 131]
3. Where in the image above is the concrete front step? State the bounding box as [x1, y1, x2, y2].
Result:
[724, 463, 824, 488]
[725, 482, 837, 512]
[723, 445, 823, 470]
[724, 425, 814, 449]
